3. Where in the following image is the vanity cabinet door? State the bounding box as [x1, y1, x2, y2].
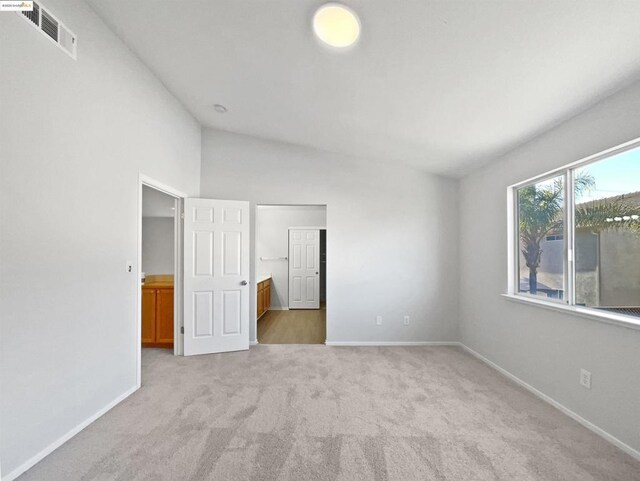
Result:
[141, 288, 156, 344]
[156, 288, 174, 345]
[257, 281, 265, 317]
[264, 283, 271, 311]
[142, 286, 173, 347]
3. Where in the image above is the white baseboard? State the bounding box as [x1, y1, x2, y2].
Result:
[268, 307, 289, 311]
[458, 343, 640, 462]
[2, 385, 139, 481]
[325, 341, 460, 347]
[250, 340, 259, 346]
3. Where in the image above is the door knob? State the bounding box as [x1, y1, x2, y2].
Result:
[240, 280, 248, 286]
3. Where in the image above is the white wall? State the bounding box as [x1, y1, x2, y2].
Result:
[459, 79, 640, 455]
[256, 205, 326, 309]
[0, 1, 201, 477]
[142, 185, 175, 218]
[201, 129, 460, 344]
[142, 217, 175, 275]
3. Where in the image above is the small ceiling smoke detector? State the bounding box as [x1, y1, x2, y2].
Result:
[313, 3, 360, 49]
[213, 104, 227, 114]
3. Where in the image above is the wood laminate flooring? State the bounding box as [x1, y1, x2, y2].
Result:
[257, 304, 326, 344]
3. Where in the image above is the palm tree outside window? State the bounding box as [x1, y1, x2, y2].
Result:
[514, 144, 640, 317]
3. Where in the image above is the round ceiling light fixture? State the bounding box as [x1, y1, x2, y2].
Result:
[313, 3, 360, 49]
[213, 104, 227, 114]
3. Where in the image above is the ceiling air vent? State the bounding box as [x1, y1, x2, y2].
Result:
[22, 1, 39, 26]
[17, 1, 76, 60]
[58, 24, 75, 56]
[40, 9, 58, 42]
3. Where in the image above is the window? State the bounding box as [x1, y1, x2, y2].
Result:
[511, 142, 640, 319]
[517, 175, 566, 300]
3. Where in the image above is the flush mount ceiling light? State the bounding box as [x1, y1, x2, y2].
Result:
[213, 104, 227, 114]
[313, 3, 360, 48]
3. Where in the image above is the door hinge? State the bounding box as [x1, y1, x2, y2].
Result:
[180, 212, 185, 219]
[180, 326, 184, 334]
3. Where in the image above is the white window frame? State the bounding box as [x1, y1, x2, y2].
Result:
[506, 137, 640, 331]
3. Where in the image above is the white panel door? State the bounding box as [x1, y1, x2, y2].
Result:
[288, 229, 320, 309]
[183, 198, 250, 356]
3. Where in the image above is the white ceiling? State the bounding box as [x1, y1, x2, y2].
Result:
[88, 0, 640, 177]
[142, 185, 175, 218]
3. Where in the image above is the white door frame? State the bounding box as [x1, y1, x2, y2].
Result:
[137, 173, 187, 388]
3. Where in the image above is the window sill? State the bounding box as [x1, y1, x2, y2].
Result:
[501, 294, 640, 331]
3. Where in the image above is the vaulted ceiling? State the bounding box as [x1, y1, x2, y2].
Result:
[88, 0, 640, 177]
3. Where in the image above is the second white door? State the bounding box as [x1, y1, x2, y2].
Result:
[183, 198, 250, 356]
[288, 229, 320, 309]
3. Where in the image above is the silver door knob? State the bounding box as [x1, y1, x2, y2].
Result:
[240, 280, 248, 286]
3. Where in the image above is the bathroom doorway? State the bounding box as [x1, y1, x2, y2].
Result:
[255, 205, 327, 344]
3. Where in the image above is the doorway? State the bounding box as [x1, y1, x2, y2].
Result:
[141, 185, 176, 352]
[136, 176, 185, 387]
[136, 181, 253, 380]
[255, 205, 327, 344]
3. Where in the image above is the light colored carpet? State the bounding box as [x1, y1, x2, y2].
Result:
[18, 346, 640, 481]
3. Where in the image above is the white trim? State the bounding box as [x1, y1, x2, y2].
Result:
[510, 171, 571, 302]
[172, 197, 184, 356]
[139, 174, 188, 199]
[459, 343, 640, 462]
[2, 386, 138, 481]
[325, 341, 459, 347]
[565, 170, 576, 306]
[502, 293, 640, 331]
[506, 187, 516, 295]
[250, 340, 259, 346]
[267, 306, 289, 311]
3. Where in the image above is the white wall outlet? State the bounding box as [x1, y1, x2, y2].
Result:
[126, 261, 133, 273]
[376, 315, 382, 326]
[403, 315, 410, 325]
[580, 368, 592, 389]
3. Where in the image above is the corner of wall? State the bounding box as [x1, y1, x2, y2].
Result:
[453, 176, 463, 343]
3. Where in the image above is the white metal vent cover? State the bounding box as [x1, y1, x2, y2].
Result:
[17, 1, 76, 59]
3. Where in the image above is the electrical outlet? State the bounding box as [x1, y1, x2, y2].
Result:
[376, 315, 382, 326]
[403, 315, 410, 325]
[580, 368, 592, 389]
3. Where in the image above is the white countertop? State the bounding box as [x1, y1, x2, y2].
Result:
[257, 273, 272, 283]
